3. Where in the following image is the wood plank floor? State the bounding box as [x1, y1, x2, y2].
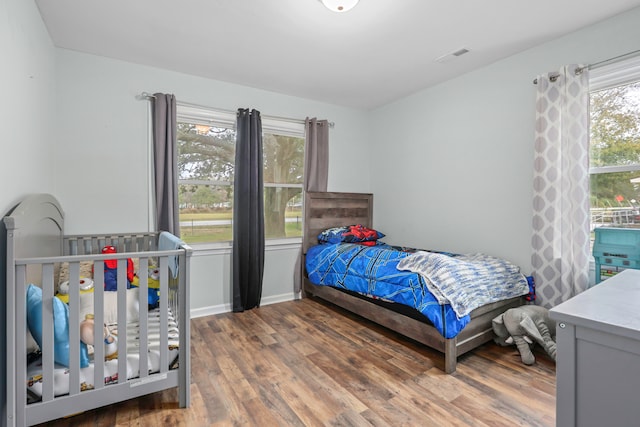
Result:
[38, 297, 556, 426]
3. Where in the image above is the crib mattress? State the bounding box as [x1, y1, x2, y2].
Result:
[26, 308, 179, 399]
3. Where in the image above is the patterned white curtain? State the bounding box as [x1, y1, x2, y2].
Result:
[532, 64, 591, 307]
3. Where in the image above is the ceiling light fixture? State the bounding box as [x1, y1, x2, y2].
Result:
[321, 0, 359, 13]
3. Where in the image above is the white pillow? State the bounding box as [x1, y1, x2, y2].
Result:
[26, 329, 39, 354]
[79, 288, 140, 325]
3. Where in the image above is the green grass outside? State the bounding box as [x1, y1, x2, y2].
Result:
[180, 209, 302, 221]
[180, 221, 302, 244]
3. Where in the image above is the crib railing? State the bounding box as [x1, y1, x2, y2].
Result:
[63, 232, 160, 256]
[8, 232, 191, 426]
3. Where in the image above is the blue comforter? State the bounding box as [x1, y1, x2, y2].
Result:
[305, 243, 470, 338]
[306, 243, 529, 339]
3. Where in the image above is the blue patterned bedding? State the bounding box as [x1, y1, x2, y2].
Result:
[305, 243, 528, 339]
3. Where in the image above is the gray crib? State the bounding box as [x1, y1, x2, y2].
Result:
[3, 194, 191, 426]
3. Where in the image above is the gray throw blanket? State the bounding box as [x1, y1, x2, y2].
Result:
[397, 251, 529, 318]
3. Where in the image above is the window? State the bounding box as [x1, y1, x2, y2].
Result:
[176, 105, 305, 245]
[589, 57, 640, 236]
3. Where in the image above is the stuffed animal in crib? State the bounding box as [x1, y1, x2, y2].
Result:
[79, 314, 118, 360]
[94, 245, 134, 291]
[131, 267, 161, 309]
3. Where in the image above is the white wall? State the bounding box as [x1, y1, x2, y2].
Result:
[0, 0, 56, 211]
[53, 50, 372, 312]
[1, 0, 57, 423]
[370, 7, 640, 273]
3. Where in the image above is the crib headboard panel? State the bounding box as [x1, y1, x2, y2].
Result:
[4, 193, 64, 260]
[303, 192, 373, 253]
[4, 194, 64, 289]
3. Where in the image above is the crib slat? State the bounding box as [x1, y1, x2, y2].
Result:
[15, 265, 27, 427]
[178, 248, 191, 408]
[159, 256, 169, 372]
[95, 237, 103, 254]
[67, 238, 78, 255]
[138, 257, 150, 378]
[93, 266, 106, 390]
[41, 264, 55, 402]
[117, 259, 128, 383]
[68, 262, 81, 396]
[113, 236, 119, 251]
[85, 237, 93, 255]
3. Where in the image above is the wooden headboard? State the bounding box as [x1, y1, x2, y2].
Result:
[303, 192, 373, 253]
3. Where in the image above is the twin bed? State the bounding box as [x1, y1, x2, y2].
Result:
[3, 194, 191, 426]
[302, 191, 528, 373]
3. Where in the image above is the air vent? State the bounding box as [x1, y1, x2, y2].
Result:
[434, 47, 470, 63]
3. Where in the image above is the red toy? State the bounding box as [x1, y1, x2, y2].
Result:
[93, 245, 134, 291]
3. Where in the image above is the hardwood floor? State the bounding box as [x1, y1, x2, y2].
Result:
[39, 297, 556, 426]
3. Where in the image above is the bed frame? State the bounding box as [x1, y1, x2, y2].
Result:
[301, 191, 523, 374]
[3, 194, 192, 426]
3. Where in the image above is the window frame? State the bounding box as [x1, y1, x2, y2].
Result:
[176, 104, 305, 251]
[589, 56, 640, 232]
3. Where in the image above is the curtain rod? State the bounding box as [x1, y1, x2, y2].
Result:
[532, 48, 640, 85]
[138, 92, 335, 128]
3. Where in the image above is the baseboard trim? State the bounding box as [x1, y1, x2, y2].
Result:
[190, 291, 300, 318]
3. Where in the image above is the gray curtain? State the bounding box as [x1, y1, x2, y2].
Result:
[232, 109, 265, 312]
[304, 118, 329, 192]
[151, 93, 180, 236]
[293, 118, 330, 293]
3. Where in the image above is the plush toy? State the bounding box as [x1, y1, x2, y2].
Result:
[131, 267, 161, 309]
[56, 277, 94, 303]
[80, 314, 118, 360]
[492, 305, 557, 365]
[94, 245, 134, 291]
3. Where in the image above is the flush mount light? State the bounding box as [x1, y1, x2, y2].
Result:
[321, 0, 359, 13]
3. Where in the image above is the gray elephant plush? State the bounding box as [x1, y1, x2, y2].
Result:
[492, 305, 556, 365]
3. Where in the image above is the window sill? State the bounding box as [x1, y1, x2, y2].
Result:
[188, 237, 302, 256]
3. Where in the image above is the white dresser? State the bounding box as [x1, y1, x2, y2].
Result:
[549, 269, 640, 427]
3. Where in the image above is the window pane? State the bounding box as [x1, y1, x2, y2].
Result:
[590, 82, 640, 168]
[177, 123, 235, 182]
[177, 122, 235, 243]
[179, 183, 233, 243]
[263, 133, 304, 185]
[589, 80, 640, 248]
[263, 132, 304, 239]
[591, 171, 640, 227]
[264, 187, 303, 238]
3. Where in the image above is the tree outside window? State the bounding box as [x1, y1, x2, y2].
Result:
[590, 80, 640, 231]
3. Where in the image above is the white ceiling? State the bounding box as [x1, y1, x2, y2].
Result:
[36, 0, 640, 110]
